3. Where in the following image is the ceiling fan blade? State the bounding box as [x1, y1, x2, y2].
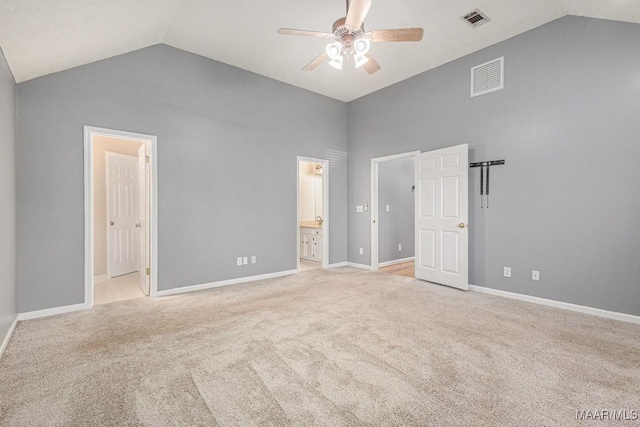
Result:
[345, 0, 372, 30]
[363, 54, 380, 74]
[367, 28, 424, 42]
[303, 52, 329, 71]
[278, 28, 334, 38]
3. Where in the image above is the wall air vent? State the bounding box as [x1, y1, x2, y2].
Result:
[461, 9, 491, 28]
[471, 57, 504, 97]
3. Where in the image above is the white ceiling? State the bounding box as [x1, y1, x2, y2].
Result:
[1, 0, 639, 102]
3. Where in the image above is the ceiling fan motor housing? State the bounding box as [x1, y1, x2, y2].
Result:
[332, 17, 365, 55]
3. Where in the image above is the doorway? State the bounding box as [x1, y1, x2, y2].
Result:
[84, 126, 158, 307]
[371, 151, 421, 274]
[372, 146, 469, 289]
[297, 157, 329, 272]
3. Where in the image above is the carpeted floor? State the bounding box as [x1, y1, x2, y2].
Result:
[1, 267, 639, 426]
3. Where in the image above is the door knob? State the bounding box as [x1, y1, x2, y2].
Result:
[135, 223, 141, 228]
[110, 221, 114, 226]
[458, 223, 466, 228]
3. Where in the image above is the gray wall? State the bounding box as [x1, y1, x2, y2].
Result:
[17, 44, 348, 312]
[378, 157, 414, 263]
[0, 47, 17, 339]
[348, 16, 640, 316]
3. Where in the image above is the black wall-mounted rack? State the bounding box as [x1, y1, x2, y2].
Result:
[469, 160, 505, 168]
[469, 159, 505, 208]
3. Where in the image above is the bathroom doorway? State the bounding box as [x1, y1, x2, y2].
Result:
[297, 157, 329, 272]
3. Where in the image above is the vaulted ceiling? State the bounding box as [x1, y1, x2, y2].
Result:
[1, 0, 639, 102]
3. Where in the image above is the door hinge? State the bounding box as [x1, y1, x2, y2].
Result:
[146, 267, 150, 275]
[145, 156, 150, 163]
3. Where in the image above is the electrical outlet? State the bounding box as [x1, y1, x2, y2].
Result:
[236, 257, 243, 266]
[532, 270, 540, 281]
[504, 267, 511, 278]
[359, 248, 364, 255]
[251, 256, 256, 264]
[386, 205, 390, 212]
[243, 257, 248, 265]
[398, 244, 402, 251]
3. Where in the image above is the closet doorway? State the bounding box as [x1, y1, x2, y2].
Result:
[84, 127, 158, 307]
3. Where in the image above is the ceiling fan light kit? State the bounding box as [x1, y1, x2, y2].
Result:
[277, 0, 424, 74]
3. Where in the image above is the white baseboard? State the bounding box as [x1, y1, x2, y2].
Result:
[93, 274, 108, 284]
[378, 257, 415, 268]
[0, 316, 18, 360]
[346, 262, 372, 271]
[469, 285, 640, 325]
[326, 262, 348, 269]
[156, 269, 298, 297]
[17, 303, 87, 321]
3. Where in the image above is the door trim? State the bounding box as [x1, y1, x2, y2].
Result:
[105, 151, 139, 280]
[370, 151, 421, 271]
[297, 156, 330, 271]
[84, 126, 159, 309]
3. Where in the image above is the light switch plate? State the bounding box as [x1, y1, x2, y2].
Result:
[237, 257, 243, 266]
[532, 270, 540, 281]
[386, 205, 390, 212]
[356, 205, 364, 213]
[251, 256, 256, 264]
[504, 267, 511, 277]
[359, 248, 364, 255]
[243, 257, 248, 265]
[398, 244, 402, 251]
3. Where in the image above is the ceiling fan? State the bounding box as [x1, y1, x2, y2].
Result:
[277, 0, 423, 74]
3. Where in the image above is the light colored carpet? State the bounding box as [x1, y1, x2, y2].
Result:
[1, 268, 639, 426]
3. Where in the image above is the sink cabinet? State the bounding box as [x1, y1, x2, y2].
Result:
[300, 227, 323, 262]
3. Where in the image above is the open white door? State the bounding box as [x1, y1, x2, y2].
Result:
[138, 144, 150, 296]
[107, 153, 139, 278]
[415, 144, 469, 290]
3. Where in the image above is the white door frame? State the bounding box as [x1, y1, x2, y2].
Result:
[297, 156, 330, 271]
[105, 151, 139, 280]
[371, 150, 421, 271]
[84, 126, 159, 308]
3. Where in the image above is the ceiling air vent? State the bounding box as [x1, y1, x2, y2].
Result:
[471, 57, 504, 97]
[461, 9, 491, 28]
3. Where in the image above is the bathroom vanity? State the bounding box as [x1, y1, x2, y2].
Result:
[300, 223, 323, 263]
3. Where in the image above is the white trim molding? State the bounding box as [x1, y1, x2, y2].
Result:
[0, 316, 18, 360]
[326, 262, 348, 269]
[469, 285, 640, 325]
[378, 257, 415, 268]
[346, 262, 373, 271]
[156, 269, 298, 297]
[17, 303, 87, 321]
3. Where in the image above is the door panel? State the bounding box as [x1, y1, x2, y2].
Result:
[419, 230, 436, 269]
[108, 154, 139, 278]
[415, 144, 468, 290]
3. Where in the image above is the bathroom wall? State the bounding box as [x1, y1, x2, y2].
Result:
[299, 162, 323, 222]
